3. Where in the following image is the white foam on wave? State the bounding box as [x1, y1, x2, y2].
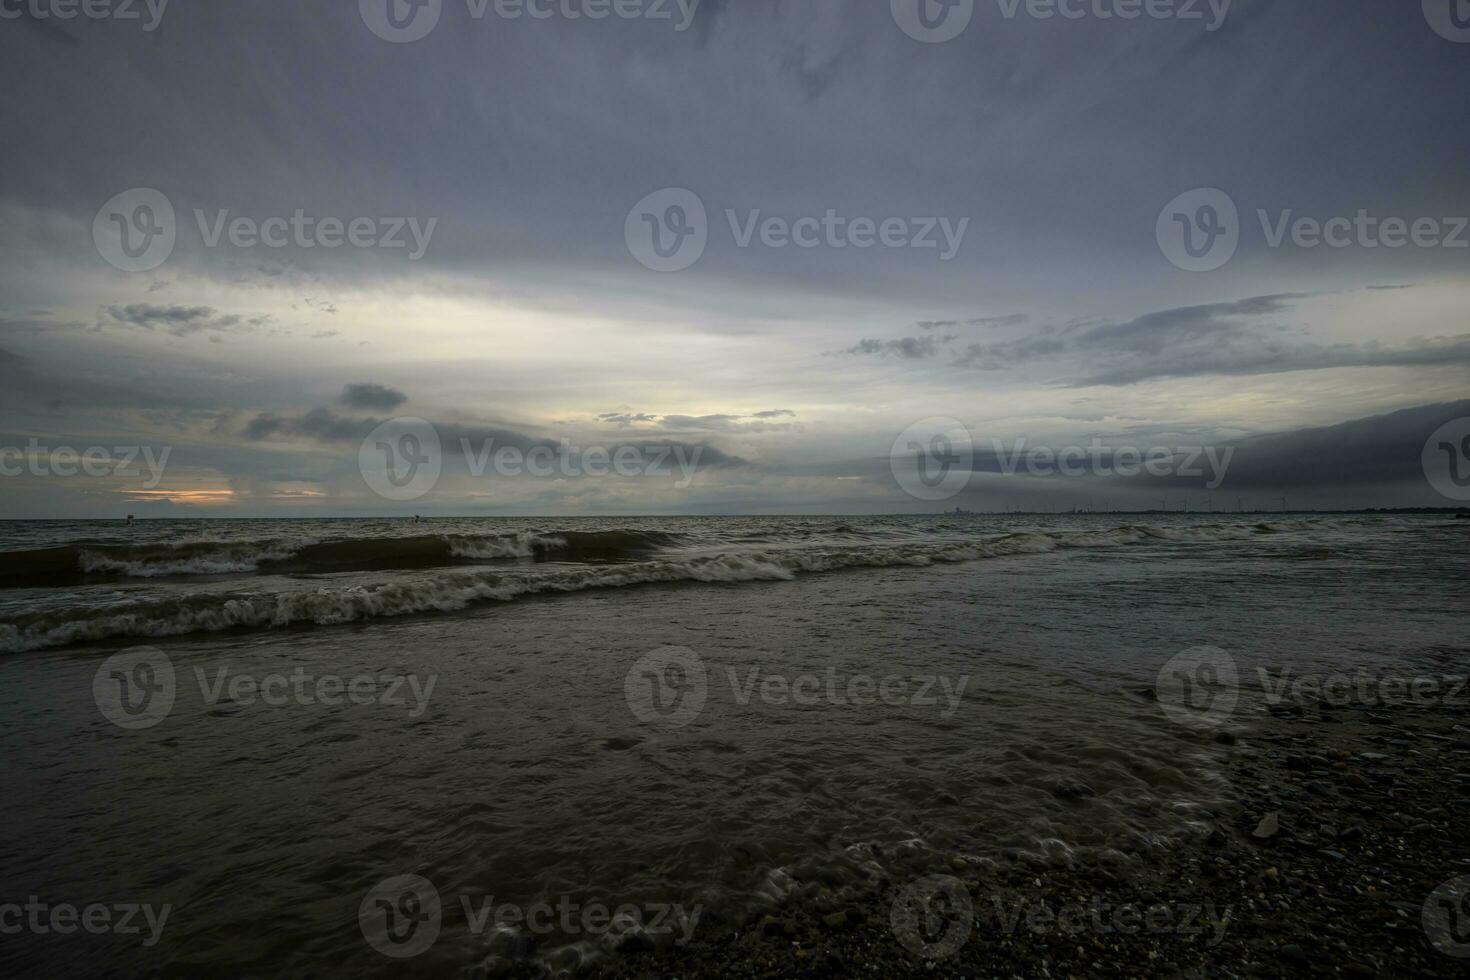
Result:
[76, 541, 308, 578]
[444, 533, 566, 560]
[0, 523, 1284, 653]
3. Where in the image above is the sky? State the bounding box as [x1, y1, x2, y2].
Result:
[1, 0, 1468, 516]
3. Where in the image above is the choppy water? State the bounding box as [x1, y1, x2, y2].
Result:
[0, 513, 1466, 977]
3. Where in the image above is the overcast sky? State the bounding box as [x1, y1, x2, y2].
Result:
[1, 0, 1468, 516]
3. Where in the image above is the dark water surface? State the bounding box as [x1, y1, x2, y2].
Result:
[1, 514, 1465, 976]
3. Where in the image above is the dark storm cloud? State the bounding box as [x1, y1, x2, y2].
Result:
[104, 305, 274, 337]
[1073, 294, 1304, 354]
[1, 0, 1467, 518]
[244, 407, 368, 443]
[955, 334, 1068, 369]
[921, 314, 1029, 331]
[105, 304, 218, 334]
[339, 383, 408, 411]
[952, 292, 1470, 386]
[1077, 334, 1470, 387]
[244, 407, 750, 470]
[858, 401, 1470, 505]
[0, 339, 234, 414]
[4, 0, 1466, 304]
[1130, 400, 1470, 492]
[843, 335, 949, 359]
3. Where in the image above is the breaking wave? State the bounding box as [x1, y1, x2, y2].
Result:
[0, 529, 682, 587]
[0, 523, 1279, 652]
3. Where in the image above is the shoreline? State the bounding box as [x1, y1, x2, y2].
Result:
[540, 690, 1470, 978]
